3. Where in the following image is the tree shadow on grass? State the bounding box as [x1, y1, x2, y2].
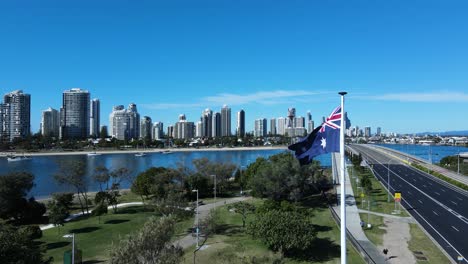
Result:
[105, 219, 130, 225]
[47, 241, 70, 250]
[312, 224, 333, 232]
[69, 226, 101, 234]
[286, 237, 340, 262]
[83, 260, 106, 264]
[215, 224, 243, 236]
[115, 206, 151, 215]
[300, 195, 329, 209]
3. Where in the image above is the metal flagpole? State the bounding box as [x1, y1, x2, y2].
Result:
[339, 91, 347, 264]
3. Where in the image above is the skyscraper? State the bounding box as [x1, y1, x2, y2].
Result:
[365, 126, 371, 137]
[195, 121, 203, 138]
[270, 118, 276, 135]
[277, 117, 286, 135]
[140, 116, 152, 140]
[307, 111, 314, 133]
[152, 122, 164, 140]
[1, 90, 31, 142]
[109, 103, 140, 140]
[221, 105, 231, 137]
[174, 114, 194, 139]
[212, 112, 221, 138]
[41, 107, 60, 138]
[90, 98, 100, 137]
[60, 88, 90, 139]
[377, 127, 382, 136]
[287, 108, 296, 128]
[201, 109, 212, 138]
[254, 118, 267, 137]
[237, 109, 245, 138]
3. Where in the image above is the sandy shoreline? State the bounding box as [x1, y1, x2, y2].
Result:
[2, 146, 288, 157]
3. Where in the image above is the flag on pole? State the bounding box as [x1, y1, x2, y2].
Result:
[288, 106, 342, 165]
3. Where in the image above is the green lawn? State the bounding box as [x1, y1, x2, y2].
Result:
[350, 167, 408, 216]
[183, 197, 366, 264]
[408, 224, 451, 264]
[39, 206, 157, 264]
[358, 213, 386, 246]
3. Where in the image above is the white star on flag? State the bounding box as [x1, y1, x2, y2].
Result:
[320, 137, 326, 149]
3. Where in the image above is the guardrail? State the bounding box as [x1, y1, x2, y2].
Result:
[328, 205, 378, 264]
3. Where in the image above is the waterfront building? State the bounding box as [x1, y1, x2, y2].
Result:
[377, 127, 382, 136]
[254, 118, 267, 137]
[365, 126, 371, 137]
[167, 125, 174, 138]
[194, 121, 202, 138]
[109, 103, 140, 140]
[287, 108, 296, 128]
[140, 116, 152, 140]
[277, 117, 286, 135]
[174, 114, 194, 140]
[60, 88, 90, 139]
[90, 98, 100, 137]
[237, 109, 245, 138]
[201, 108, 212, 138]
[0, 90, 31, 142]
[270, 118, 277, 135]
[41, 107, 60, 138]
[212, 112, 221, 138]
[152, 122, 164, 140]
[294, 116, 305, 128]
[221, 105, 231, 137]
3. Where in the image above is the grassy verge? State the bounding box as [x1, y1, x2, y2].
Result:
[39, 206, 156, 264]
[183, 197, 366, 264]
[408, 223, 452, 264]
[358, 213, 386, 246]
[350, 167, 408, 216]
[411, 163, 468, 191]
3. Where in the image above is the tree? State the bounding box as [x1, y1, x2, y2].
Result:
[0, 172, 38, 221]
[47, 200, 69, 234]
[51, 192, 74, 210]
[191, 158, 237, 196]
[0, 223, 51, 264]
[93, 166, 110, 191]
[92, 201, 108, 224]
[100, 126, 109, 139]
[248, 209, 316, 256]
[109, 216, 182, 264]
[54, 159, 91, 215]
[228, 201, 256, 228]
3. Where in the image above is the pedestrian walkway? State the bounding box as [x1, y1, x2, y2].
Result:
[358, 209, 416, 224]
[173, 196, 251, 249]
[332, 153, 387, 264]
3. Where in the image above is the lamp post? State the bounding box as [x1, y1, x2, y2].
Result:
[192, 189, 199, 248]
[387, 159, 392, 203]
[458, 152, 460, 175]
[63, 233, 75, 264]
[240, 165, 245, 195]
[211, 175, 217, 208]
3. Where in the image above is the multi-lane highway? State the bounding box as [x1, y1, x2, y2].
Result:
[350, 144, 468, 263]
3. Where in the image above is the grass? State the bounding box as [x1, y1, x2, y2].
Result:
[182, 196, 366, 264]
[358, 213, 386, 246]
[39, 206, 156, 264]
[408, 223, 451, 264]
[350, 167, 408, 216]
[411, 162, 468, 191]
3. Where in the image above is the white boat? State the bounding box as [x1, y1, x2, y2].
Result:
[87, 151, 101, 156]
[135, 152, 146, 157]
[7, 154, 32, 162]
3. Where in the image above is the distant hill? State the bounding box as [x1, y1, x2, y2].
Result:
[415, 130, 468, 136]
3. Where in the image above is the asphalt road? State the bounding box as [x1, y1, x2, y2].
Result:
[350, 144, 468, 264]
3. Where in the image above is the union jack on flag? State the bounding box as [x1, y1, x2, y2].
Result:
[320, 106, 341, 133]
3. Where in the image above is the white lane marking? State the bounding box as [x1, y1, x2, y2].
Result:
[441, 189, 446, 192]
[418, 200, 423, 204]
[451, 201, 458, 206]
[408, 191, 412, 195]
[423, 185, 427, 188]
[433, 211, 439, 216]
[457, 197, 463, 201]
[452, 226, 460, 232]
[435, 192, 441, 196]
[428, 182, 433, 186]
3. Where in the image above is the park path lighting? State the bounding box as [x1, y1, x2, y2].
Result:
[63, 233, 75, 264]
[192, 189, 199, 248]
[211, 175, 216, 209]
[240, 165, 246, 195]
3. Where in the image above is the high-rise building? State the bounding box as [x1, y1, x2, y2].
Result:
[167, 125, 174, 138]
[195, 121, 203, 138]
[269, 118, 276, 135]
[212, 112, 221, 138]
[237, 109, 245, 138]
[140, 116, 152, 140]
[100, 125, 108, 138]
[152, 122, 164, 140]
[277, 117, 286, 135]
[201, 109, 212, 138]
[109, 103, 140, 140]
[294, 116, 305, 128]
[287, 108, 296, 128]
[307, 111, 314, 133]
[41, 107, 60, 138]
[174, 114, 194, 139]
[60, 88, 90, 139]
[365, 127, 371, 137]
[254, 118, 267, 137]
[376, 127, 382, 136]
[221, 105, 231, 137]
[1, 90, 31, 142]
[90, 98, 100, 137]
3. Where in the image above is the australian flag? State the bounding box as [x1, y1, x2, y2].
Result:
[288, 106, 342, 165]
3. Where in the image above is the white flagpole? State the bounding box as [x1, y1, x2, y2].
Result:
[339, 91, 347, 264]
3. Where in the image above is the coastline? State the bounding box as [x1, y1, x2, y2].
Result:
[2, 145, 289, 157]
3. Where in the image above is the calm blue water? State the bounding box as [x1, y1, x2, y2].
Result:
[378, 144, 468, 163]
[0, 149, 332, 199]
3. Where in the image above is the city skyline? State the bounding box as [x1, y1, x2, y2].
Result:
[1, 1, 468, 134]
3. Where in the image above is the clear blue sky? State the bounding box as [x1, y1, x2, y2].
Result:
[1, 0, 467, 135]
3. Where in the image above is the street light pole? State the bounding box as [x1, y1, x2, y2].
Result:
[387, 161, 391, 203]
[63, 233, 75, 264]
[211, 175, 217, 208]
[458, 153, 460, 175]
[192, 189, 199, 248]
